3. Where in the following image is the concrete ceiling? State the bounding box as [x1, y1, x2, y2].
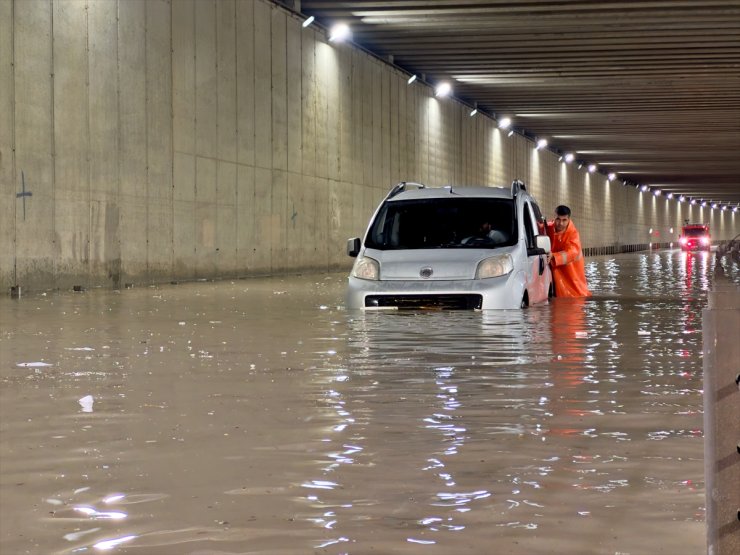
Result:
[298, 0, 740, 208]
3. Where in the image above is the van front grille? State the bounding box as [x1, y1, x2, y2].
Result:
[365, 294, 482, 310]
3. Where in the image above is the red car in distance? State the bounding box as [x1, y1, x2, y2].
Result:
[679, 223, 711, 251]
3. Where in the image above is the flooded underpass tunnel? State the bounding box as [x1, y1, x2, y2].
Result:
[1, 249, 738, 555]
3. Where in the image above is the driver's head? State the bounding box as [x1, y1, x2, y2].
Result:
[554, 205, 571, 233]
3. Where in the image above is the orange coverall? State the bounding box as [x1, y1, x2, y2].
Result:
[546, 220, 591, 298]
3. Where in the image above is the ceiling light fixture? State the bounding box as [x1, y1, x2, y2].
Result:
[588, 164, 597, 173]
[435, 82, 452, 97]
[667, 193, 673, 199]
[507, 129, 514, 137]
[641, 185, 649, 192]
[329, 23, 351, 42]
[608, 172, 617, 181]
[564, 153, 574, 163]
[498, 117, 511, 129]
[469, 107, 478, 117]
[407, 74, 417, 85]
[536, 138, 547, 150]
[654, 189, 661, 196]
[679, 195, 685, 202]
[302, 15, 315, 28]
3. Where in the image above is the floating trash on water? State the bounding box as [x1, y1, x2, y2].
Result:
[79, 395, 94, 413]
[16, 362, 52, 368]
[63, 527, 101, 542]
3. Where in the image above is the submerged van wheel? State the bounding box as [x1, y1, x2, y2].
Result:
[520, 292, 529, 308]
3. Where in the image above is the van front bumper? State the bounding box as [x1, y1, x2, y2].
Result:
[346, 275, 525, 310]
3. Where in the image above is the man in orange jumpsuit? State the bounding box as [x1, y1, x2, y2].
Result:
[546, 205, 591, 297]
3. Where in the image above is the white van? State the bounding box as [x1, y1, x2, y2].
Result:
[346, 180, 553, 309]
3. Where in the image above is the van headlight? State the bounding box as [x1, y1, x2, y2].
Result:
[475, 254, 513, 279]
[351, 256, 380, 280]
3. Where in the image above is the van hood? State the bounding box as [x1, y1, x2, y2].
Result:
[367, 248, 513, 281]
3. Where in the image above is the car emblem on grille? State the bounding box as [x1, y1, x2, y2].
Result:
[419, 267, 433, 278]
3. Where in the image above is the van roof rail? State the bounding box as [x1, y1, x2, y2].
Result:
[511, 179, 526, 196]
[387, 181, 426, 199]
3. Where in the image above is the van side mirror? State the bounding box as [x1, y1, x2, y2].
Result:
[536, 235, 551, 253]
[527, 235, 551, 256]
[347, 237, 361, 257]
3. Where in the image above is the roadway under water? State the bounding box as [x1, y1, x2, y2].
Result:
[1, 249, 737, 555]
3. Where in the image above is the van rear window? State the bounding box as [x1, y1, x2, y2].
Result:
[365, 198, 517, 250]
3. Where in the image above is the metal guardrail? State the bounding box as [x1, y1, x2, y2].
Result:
[715, 234, 740, 266]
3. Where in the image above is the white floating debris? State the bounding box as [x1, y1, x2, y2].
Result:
[63, 527, 101, 542]
[178, 321, 186, 326]
[79, 395, 94, 413]
[637, 330, 651, 336]
[575, 331, 588, 338]
[93, 535, 136, 550]
[17, 362, 52, 367]
[65, 347, 95, 351]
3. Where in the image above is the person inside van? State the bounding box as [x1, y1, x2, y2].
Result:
[463, 220, 508, 246]
[546, 205, 591, 297]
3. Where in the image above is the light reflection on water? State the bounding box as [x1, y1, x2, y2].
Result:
[0, 249, 728, 554]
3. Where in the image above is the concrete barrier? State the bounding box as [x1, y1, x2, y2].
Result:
[703, 274, 740, 554]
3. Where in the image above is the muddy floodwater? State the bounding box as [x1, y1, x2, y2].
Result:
[1, 250, 736, 555]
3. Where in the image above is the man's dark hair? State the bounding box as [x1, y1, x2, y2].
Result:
[555, 205, 571, 217]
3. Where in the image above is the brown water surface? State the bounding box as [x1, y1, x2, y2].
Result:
[1, 250, 732, 554]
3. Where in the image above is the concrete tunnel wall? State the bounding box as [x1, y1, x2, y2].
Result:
[0, 0, 738, 292]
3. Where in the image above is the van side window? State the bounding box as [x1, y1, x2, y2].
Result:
[523, 202, 536, 249]
[531, 202, 546, 235]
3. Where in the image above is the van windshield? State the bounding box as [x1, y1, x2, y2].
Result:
[682, 227, 708, 237]
[365, 198, 517, 250]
